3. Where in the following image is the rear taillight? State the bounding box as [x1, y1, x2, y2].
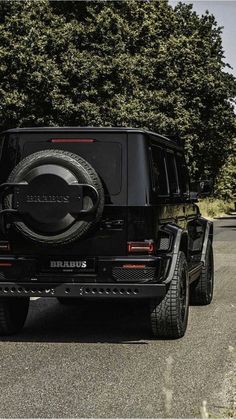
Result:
[127, 241, 154, 254]
[0, 262, 12, 267]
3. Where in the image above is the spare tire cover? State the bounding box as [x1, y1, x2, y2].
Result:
[4, 150, 104, 246]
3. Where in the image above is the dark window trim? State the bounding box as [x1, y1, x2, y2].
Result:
[165, 149, 180, 197]
[176, 152, 190, 198]
[150, 144, 170, 197]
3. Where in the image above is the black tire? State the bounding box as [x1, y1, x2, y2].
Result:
[0, 298, 29, 335]
[5, 150, 104, 246]
[149, 251, 189, 339]
[190, 241, 214, 305]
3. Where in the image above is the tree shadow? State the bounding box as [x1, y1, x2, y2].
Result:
[218, 225, 236, 229]
[214, 216, 236, 220]
[0, 298, 151, 344]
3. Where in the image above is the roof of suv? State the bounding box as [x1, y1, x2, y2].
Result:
[1, 127, 181, 149]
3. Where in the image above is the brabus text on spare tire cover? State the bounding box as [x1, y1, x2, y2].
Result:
[26, 195, 70, 203]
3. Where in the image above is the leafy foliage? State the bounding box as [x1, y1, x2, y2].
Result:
[214, 141, 236, 200]
[198, 198, 234, 218]
[0, 0, 235, 184]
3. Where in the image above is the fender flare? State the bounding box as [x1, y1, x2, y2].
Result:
[159, 224, 188, 285]
[198, 217, 213, 265]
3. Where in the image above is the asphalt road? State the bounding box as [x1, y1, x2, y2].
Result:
[0, 217, 235, 418]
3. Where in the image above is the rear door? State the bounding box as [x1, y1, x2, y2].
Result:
[11, 130, 128, 256]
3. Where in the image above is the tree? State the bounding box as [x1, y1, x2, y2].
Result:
[214, 141, 236, 200]
[0, 0, 235, 184]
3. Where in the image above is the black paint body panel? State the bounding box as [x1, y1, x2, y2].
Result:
[0, 127, 210, 295]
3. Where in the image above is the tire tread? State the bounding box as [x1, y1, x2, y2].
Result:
[0, 298, 29, 336]
[149, 251, 189, 339]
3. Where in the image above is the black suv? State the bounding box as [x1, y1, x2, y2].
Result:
[0, 127, 213, 338]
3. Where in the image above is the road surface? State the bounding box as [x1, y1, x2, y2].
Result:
[0, 217, 235, 418]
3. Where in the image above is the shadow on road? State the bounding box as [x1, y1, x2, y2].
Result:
[1, 299, 152, 344]
[214, 216, 236, 220]
[217, 225, 236, 229]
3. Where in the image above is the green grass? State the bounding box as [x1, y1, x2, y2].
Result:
[198, 198, 234, 219]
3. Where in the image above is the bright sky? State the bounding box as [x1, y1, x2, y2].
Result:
[169, 1, 236, 77]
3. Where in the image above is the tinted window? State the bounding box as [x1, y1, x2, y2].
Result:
[0, 135, 17, 183]
[165, 151, 179, 194]
[176, 154, 189, 195]
[23, 141, 122, 196]
[151, 146, 169, 195]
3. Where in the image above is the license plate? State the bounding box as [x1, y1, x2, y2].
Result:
[42, 258, 95, 273]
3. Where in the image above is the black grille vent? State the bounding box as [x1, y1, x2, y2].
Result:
[159, 237, 170, 250]
[157, 232, 171, 251]
[112, 267, 156, 283]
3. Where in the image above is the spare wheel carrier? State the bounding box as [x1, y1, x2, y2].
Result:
[2, 150, 104, 246]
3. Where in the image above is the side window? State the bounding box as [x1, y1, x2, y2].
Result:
[150, 146, 169, 196]
[176, 154, 189, 195]
[165, 151, 179, 195]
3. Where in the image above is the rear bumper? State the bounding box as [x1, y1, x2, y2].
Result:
[0, 254, 168, 298]
[0, 255, 167, 284]
[0, 282, 166, 299]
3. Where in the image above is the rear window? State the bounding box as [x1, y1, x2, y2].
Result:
[23, 141, 122, 197]
[176, 153, 189, 195]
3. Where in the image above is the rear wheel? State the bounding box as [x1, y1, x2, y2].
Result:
[190, 241, 214, 305]
[149, 251, 189, 339]
[0, 298, 29, 335]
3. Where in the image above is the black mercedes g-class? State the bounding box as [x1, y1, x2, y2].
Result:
[0, 127, 213, 338]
